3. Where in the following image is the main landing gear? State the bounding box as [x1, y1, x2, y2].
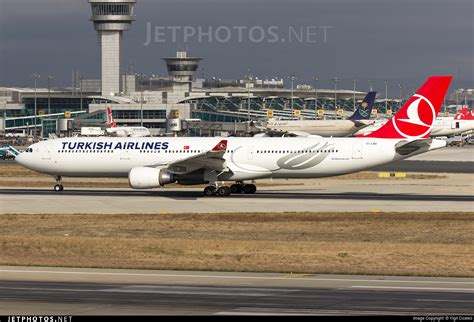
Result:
[53, 176, 64, 192]
[203, 182, 256, 197]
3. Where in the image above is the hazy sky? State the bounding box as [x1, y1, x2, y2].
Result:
[0, 0, 473, 95]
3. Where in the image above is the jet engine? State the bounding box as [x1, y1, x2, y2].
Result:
[128, 167, 175, 189]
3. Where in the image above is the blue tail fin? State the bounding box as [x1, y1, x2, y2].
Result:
[349, 91, 376, 120]
[0, 145, 20, 157]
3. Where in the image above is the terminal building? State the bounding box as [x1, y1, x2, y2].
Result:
[0, 0, 467, 138]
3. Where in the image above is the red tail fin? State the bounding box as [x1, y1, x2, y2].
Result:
[362, 76, 452, 139]
[107, 105, 117, 128]
[454, 107, 468, 120]
[212, 140, 227, 152]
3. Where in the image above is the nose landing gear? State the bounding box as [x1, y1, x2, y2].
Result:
[53, 176, 64, 192]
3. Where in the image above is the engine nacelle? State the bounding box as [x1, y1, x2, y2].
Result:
[128, 167, 175, 189]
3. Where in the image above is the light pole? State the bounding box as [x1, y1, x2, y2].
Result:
[79, 76, 83, 112]
[398, 83, 402, 109]
[2, 94, 5, 136]
[443, 94, 447, 115]
[368, 80, 373, 92]
[246, 82, 254, 122]
[384, 81, 388, 115]
[333, 77, 339, 115]
[313, 76, 319, 113]
[32, 73, 40, 138]
[352, 79, 357, 112]
[47, 76, 53, 115]
[139, 73, 144, 127]
[288, 75, 297, 119]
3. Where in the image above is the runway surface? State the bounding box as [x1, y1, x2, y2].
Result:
[2, 173, 473, 213]
[373, 161, 473, 173]
[0, 266, 472, 315]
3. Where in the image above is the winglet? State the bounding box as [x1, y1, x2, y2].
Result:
[212, 140, 228, 152]
[360, 76, 452, 139]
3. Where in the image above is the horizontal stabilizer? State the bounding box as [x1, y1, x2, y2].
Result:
[395, 138, 446, 155]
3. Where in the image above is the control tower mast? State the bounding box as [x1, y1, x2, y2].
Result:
[89, 0, 136, 96]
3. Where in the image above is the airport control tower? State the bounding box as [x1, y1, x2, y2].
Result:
[89, 0, 136, 96]
[162, 51, 202, 92]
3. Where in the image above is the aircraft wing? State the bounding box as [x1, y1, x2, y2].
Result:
[152, 140, 228, 174]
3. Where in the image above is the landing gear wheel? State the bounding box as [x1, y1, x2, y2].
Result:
[217, 186, 231, 197]
[230, 183, 243, 194]
[203, 186, 216, 197]
[243, 184, 257, 194]
[53, 176, 63, 192]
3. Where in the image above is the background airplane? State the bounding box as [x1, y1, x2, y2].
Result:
[105, 106, 151, 138]
[263, 92, 377, 137]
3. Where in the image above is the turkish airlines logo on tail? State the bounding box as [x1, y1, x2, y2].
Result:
[107, 106, 117, 128]
[212, 140, 227, 151]
[392, 94, 436, 138]
[359, 102, 370, 118]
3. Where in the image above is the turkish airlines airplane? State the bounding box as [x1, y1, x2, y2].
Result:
[15, 76, 451, 196]
[356, 107, 474, 137]
[105, 106, 151, 138]
[263, 92, 377, 137]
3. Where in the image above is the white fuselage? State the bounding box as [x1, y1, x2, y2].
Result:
[16, 136, 443, 182]
[265, 119, 374, 137]
[430, 118, 474, 137]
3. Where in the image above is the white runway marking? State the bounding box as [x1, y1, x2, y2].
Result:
[350, 286, 474, 292]
[214, 308, 431, 316]
[101, 285, 298, 297]
[415, 299, 474, 303]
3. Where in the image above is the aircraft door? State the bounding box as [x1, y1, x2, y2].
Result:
[120, 149, 130, 160]
[352, 142, 362, 159]
[42, 146, 51, 160]
[247, 146, 254, 160]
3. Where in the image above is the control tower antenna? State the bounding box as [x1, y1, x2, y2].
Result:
[89, 0, 136, 96]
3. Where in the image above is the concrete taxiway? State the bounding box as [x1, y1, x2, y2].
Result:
[0, 266, 472, 315]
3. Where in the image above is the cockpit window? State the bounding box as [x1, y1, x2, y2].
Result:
[25, 148, 33, 153]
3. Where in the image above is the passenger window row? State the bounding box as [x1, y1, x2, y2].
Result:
[163, 150, 235, 154]
[58, 150, 114, 153]
[256, 150, 338, 154]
